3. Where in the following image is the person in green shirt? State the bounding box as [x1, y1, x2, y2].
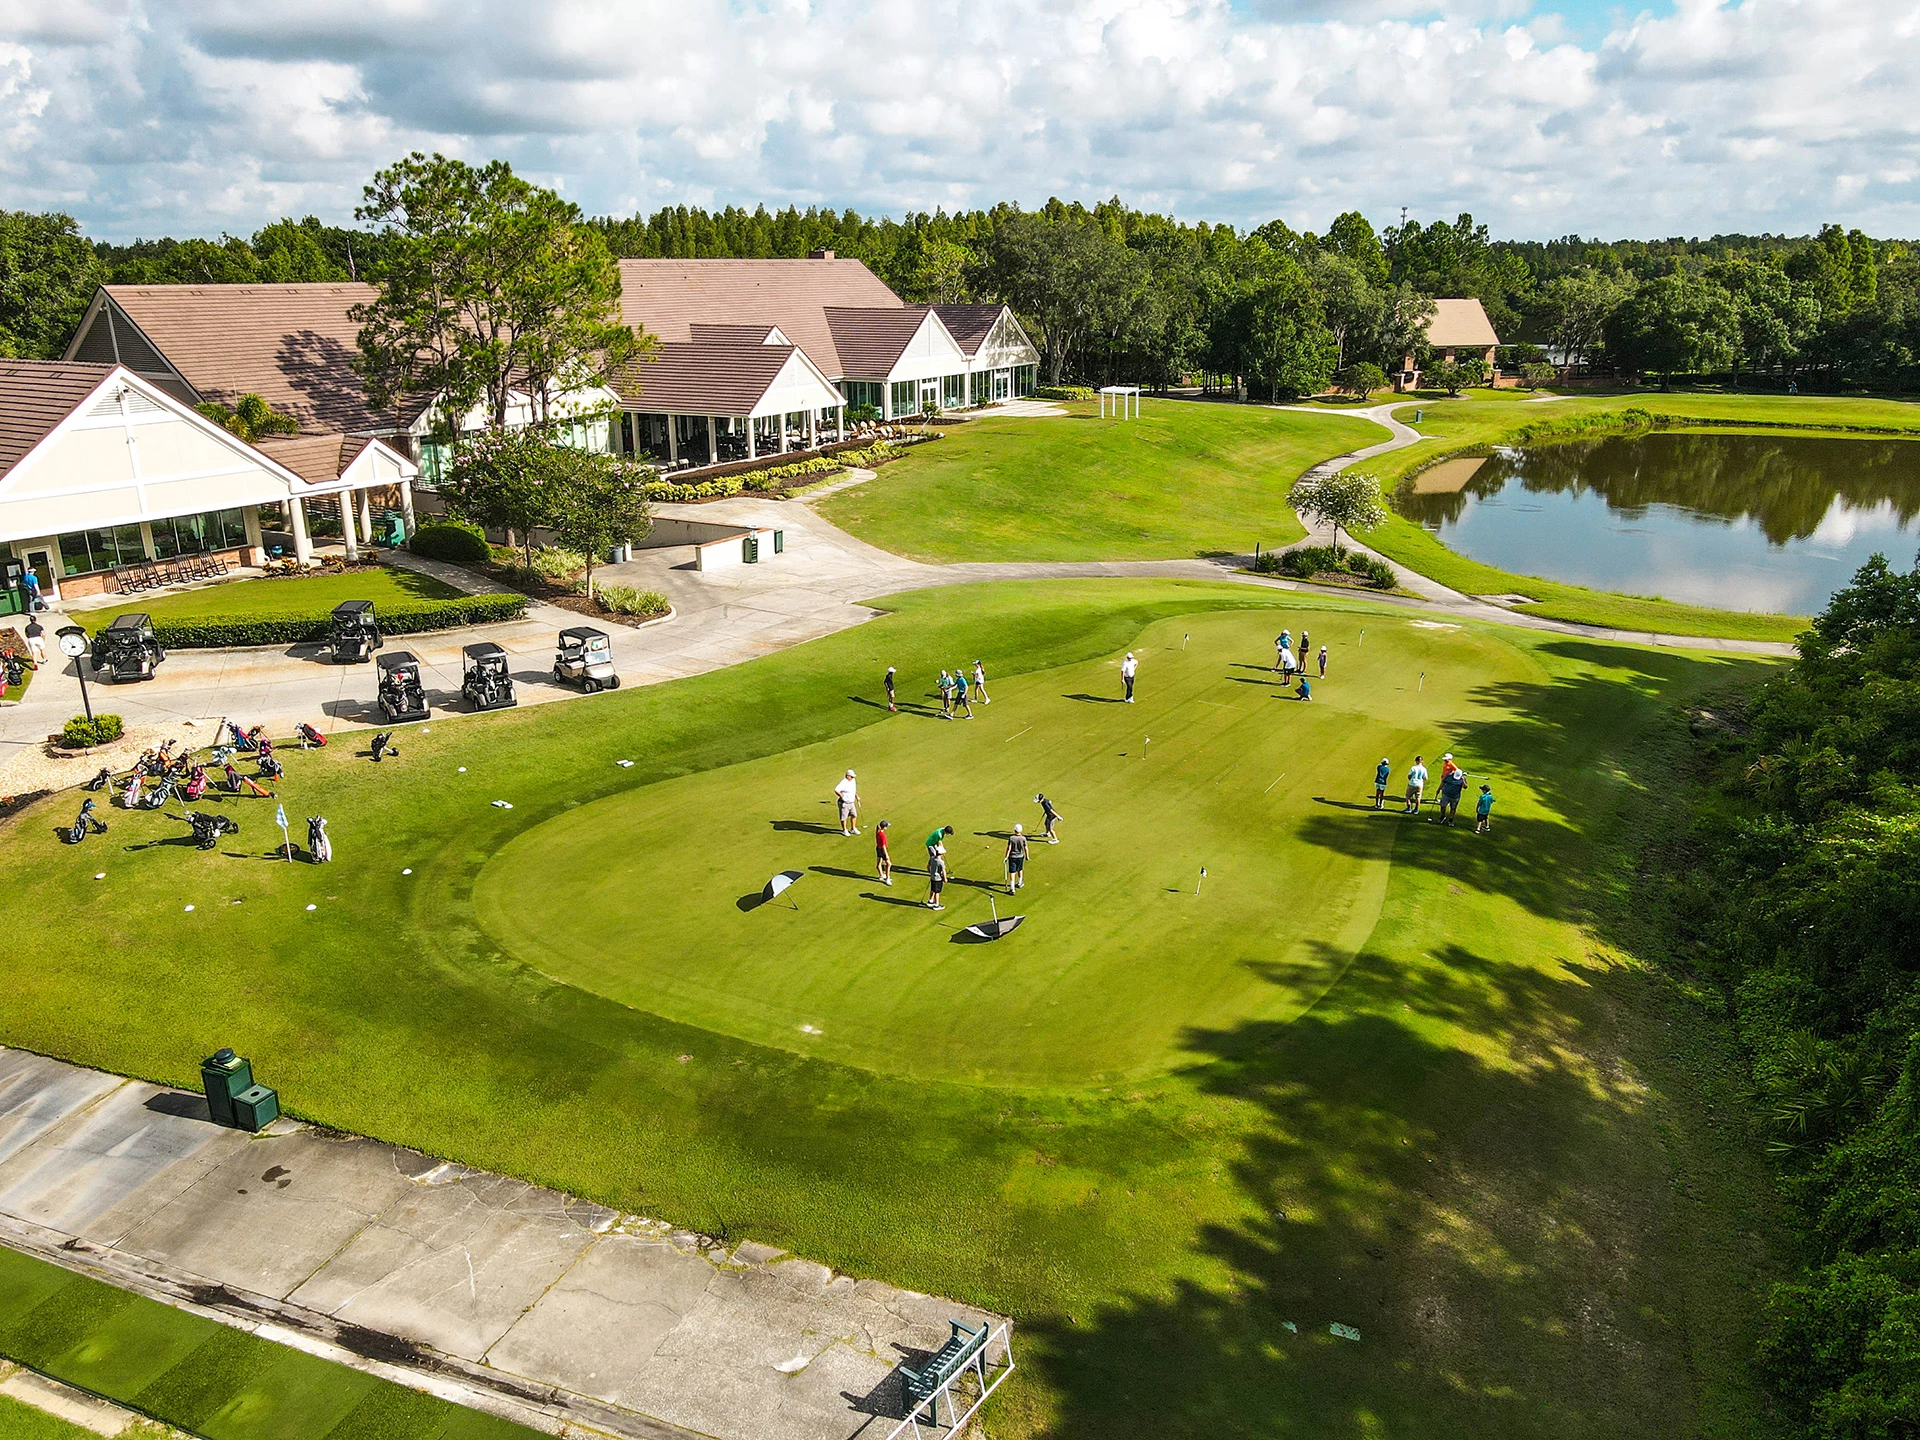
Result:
[926, 824, 954, 859]
[1475, 784, 1495, 834]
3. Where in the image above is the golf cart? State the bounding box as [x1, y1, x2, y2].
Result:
[461, 641, 516, 711]
[553, 627, 620, 693]
[91, 614, 165, 682]
[376, 650, 430, 722]
[329, 600, 382, 663]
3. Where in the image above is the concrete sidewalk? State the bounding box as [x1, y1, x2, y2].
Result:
[0, 1047, 1008, 1440]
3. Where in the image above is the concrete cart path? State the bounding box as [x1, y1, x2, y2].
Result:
[0, 1047, 1008, 1440]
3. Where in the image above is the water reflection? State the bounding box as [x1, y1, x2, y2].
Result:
[1394, 432, 1920, 614]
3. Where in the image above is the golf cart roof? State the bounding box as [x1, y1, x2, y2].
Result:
[377, 650, 420, 671]
[463, 641, 507, 660]
[104, 613, 152, 632]
[559, 626, 608, 643]
[332, 599, 375, 619]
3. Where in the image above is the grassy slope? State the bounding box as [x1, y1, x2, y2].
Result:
[0, 1249, 536, 1440]
[1354, 390, 1920, 642]
[77, 567, 462, 632]
[818, 400, 1377, 561]
[0, 581, 1783, 1438]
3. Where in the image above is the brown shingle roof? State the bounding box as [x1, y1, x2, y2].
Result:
[617, 258, 903, 377]
[824, 307, 933, 379]
[251, 433, 351, 487]
[932, 304, 1005, 357]
[100, 283, 400, 434]
[0, 362, 116, 480]
[1426, 298, 1500, 349]
[609, 340, 799, 415]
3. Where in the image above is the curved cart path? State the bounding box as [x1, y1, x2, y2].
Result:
[0, 404, 1789, 789]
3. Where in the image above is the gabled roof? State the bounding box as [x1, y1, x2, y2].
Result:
[931, 304, 1007, 357]
[1426, 298, 1500, 349]
[617, 258, 905, 377]
[68, 283, 405, 434]
[824, 307, 944, 378]
[610, 340, 802, 415]
[0, 362, 119, 481]
[689, 323, 787, 346]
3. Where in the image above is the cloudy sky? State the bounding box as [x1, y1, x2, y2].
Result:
[1, 0, 1915, 242]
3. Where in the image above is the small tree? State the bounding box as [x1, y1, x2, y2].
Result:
[1289, 470, 1388, 556]
[545, 452, 654, 602]
[1424, 358, 1486, 396]
[1333, 362, 1386, 400]
[440, 426, 562, 570]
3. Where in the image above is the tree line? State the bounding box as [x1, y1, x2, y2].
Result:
[4, 178, 1918, 397]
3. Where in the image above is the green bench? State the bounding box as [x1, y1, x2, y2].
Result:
[900, 1318, 990, 1428]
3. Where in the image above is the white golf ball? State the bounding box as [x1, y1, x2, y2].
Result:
[94, 873, 105, 880]
[183, 904, 194, 913]
[402, 867, 412, 875]
[306, 903, 318, 912]
[457, 766, 467, 774]
[421, 727, 430, 734]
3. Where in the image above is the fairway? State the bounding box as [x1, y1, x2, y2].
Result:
[818, 399, 1378, 561]
[478, 609, 1502, 1085]
[0, 581, 1785, 1439]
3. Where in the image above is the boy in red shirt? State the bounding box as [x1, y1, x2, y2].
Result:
[874, 819, 892, 885]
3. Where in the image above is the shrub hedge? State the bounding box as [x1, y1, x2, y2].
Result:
[60, 714, 124, 748]
[149, 592, 528, 649]
[639, 475, 746, 502]
[1253, 544, 1396, 589]
[1036, 384, 1096, 401]
[409, 520, 490, 563]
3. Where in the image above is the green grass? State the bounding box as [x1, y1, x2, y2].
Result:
[0, 581, 1787, 1438]
[0, 1248, 538, 1440]
[77, 567, 462, 633]
[0, 1390, 161, 1440]
[818, 399, 1378, 561]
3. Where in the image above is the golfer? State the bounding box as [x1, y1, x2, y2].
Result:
[926, 823, 955, 860]
[23, 616, 47, 665]
[973, 660, 991, 704]
[1297, 677, 1312, 701]
[1274, 632, 1289, 672]
[953, 666, 974, 718]
[1405, 755, 1428, 814]
[1437, 761, 1465, 824]
[1298, 629, 1310, 666]
[1036, 792, 1062, 843]
[1475, 783, 1496, 834]
[834, 770, 860, 836]
[925, 845, 948, 910]
[875, 819, 892, 884]
[1279, 647, 1297, 687]
[1005, 824, 1029, 893]
[1121, 652, 1138, 703]
[884, 665, 897, 712]
[1373, 757, 1391, 809]
[1317, 644, 1327, 678]
[938, 669, 954, 719]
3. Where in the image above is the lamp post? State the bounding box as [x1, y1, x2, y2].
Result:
[55, 626, 92, 721]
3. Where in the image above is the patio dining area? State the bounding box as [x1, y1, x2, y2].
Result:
[620, 406, 848, 472]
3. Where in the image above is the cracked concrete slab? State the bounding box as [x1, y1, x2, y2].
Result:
[0, 1047, 1011, 1440]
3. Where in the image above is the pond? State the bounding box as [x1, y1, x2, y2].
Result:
[1394, 431, 1920, 614]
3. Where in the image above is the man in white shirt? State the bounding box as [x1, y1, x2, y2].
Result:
[1121, 652, 1138, 703]
[834, 770, 860, 835]
[1404, 755, 1428, 815]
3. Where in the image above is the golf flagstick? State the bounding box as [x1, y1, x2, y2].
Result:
[1195, 866, 1206, 896]
[274, 802, 291, 861]
[1419, 671, 1425, 692]
[1182, 633, 1189, 650]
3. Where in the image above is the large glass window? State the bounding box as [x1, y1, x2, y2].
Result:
[1016, 365, 1037, 397]
[58, 532, 93, 576]
[942, 374, 965, 408]
[970, 372, 992, 406]
[890, 380, 916, 417]
[56, 525, 147, 576]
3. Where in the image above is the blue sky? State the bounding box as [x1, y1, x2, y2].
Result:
[0, 0, 1913, 243]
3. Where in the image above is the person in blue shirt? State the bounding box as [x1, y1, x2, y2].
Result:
[1437, 762, 1467, 824]
[1475, 784, 1495, 834]
[1373, 757, 1391, 810]
[1297, 677, 1312, 701]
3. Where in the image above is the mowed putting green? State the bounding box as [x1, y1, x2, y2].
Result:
[0, 581, 1787, 1438]
[477, 609, 1492, 1085]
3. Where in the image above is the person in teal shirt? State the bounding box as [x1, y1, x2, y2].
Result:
[1373, 758, 1391, 810]
[1475, 784, 1495, 834]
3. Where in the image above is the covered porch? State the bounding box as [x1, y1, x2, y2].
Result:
[617, 406, 846, 471]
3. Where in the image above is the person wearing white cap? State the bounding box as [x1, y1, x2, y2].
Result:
[1121, 651, 1138, 703]
[833, 769, 860, 835]
[1005, 823, 1029, 893]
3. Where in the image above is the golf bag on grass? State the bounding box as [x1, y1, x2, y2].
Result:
[141, 775, 176, 810]
[64, 798, 107, 844]
[181, 809, 239, 850]
[307, 815, 332, 864]
[369, 732, 397, 762]
[182, 766, 208, 802]
[258, 754, 285, 782]
[120, 773, 144, 809]
[296, 723, 326, 749]
[86, 767, 112, 792]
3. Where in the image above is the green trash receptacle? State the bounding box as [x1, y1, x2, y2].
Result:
[742, 534, 759, 564]
[380, 514, 406, 546]
[201, 1049, 253, 1127]
[232, 1085, 280, 1133]
[772, 529, 784, 555]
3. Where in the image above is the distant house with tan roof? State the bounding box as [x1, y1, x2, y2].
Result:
[1395, 298, 1501, 392]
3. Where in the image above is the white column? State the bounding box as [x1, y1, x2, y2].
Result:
[711, 417, 723, 464]
[398, 484, 416, 536]
[340, 494, 360, 562]
[805, 409, 816, 450]
[747, 419, 758, 461]
[357, 489, 373, 544]
[836, 405, 845, 442]
[666, 416, 679, 463]
[780, 414, 791, 453]
[242, 505, 264, 560]
[289, 497, 313, 564]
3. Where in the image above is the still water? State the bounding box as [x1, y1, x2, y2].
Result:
[1394, 432, 1920, 614]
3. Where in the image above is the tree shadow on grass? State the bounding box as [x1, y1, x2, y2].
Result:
[1022, 940, 1732, 1439]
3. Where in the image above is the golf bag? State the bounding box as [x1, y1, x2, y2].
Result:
[85, 766, 112, 792]
[3, 651, 35, 687]
[207, 744, 234, 766]
[307, 815, 332, 864]
[296, 723, 327, 749]
[242, 725, 265, 753]
[183, 809, 239, 850]
[141, 775, 175, 810]
[258, 754, 284, 781]
[182, 766, 209, 802]
[120, 772, 144, 809]
[370, 731, 397, 762]
[64, 799, 107, 844]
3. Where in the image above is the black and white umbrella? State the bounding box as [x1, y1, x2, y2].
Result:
[763, 869, 805, 908]
[962, 896, 1024, 941]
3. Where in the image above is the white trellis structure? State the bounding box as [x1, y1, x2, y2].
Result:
[1098, 384, 1141, 418]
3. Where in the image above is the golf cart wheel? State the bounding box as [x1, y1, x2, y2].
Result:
[584, 678, 601, 695]
[607, 676, 621, 690]
[552, 665, 564, 684]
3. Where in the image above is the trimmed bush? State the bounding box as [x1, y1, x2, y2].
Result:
[149, 592, 528, 649]
[526, 546, 584, 582]
[1259, 545, 1396, 590]
[61, 714, 124, 748]
[1036, 384, 1096, 401]
[744, 456, 841, 491]
[410, 521, 490, 563]
[639, 475, 746, 502]
[596, 585, 671, 619]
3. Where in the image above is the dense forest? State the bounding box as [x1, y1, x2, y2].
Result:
[3, 193, 1918, 397]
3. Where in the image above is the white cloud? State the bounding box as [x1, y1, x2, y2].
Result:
[0, 0, 1913, 240]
